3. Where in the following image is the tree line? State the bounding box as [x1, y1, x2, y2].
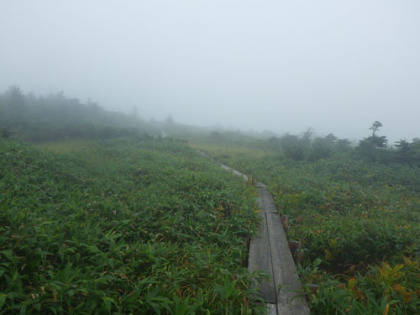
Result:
[209, 122, 419, 166]
[0, 86, 154, 142]
[265, 121, 420, 166]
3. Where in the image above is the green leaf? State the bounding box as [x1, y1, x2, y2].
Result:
[102, 296, 115, 313]
[0, 294, 7, 309]
[0, 250, 13, 261]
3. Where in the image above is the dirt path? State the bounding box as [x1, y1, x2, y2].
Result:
[199, 151, 309, 314]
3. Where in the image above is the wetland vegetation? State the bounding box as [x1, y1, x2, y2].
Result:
[1, 89, 419, 314]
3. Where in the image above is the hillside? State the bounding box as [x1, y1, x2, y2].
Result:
[1, 87, 419, 313]
[0, 136, 265, 314]
[194, 132, 420, 314]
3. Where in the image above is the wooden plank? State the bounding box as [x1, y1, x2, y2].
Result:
[258, 187, 278, 212]
[267, 304, 278, 315]
[248, 201, 277, 303]
[221, 164, 249, 181]
[197, 151, 310, 314]
[267, 212, 310, 314]
[256, 185, 309, 314]
[248, 185, 310, 313]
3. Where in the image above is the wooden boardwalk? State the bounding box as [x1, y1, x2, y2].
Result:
[199, 151, 309, 314]
[249, 183, 309, 314]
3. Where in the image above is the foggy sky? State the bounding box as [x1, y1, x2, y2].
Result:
[1, 0, 420, 142]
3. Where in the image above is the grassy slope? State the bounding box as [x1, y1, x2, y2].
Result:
[193, 138, 420, 315]
[0, 137, 265, 314]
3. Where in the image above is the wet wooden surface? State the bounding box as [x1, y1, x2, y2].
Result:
[249, 183, 309, 314]
[199, 151, 309, 314]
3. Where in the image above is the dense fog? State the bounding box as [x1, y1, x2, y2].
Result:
[1, 0, 419, 142]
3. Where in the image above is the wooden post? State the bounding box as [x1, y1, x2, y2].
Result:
[288, 241, 303, 265]
[281, 215, 289, 232]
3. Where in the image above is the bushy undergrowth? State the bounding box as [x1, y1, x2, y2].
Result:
[0, 137, 264, 314]
[195, 137, 420, 314]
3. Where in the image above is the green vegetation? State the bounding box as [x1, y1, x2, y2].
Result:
[194, 127, 420, 314]
[0, 86, 153, 142]
[0, 137, 264, 314]
[2, 87, 419, 313]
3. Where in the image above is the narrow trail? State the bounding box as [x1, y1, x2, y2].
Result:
[199, 151, 310, 314]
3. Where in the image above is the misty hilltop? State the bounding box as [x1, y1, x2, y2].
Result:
[1, 1, 419, 142]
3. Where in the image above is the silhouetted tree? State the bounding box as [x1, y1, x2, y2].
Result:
[309, 133, 337, 160]
[280, 134, 308, 161]
[335, 139, 352, 152]
[2, 85, 26, 120]
[358, 121, 388, 162]
[395, 138, 420, 165]
[369, 120, 382, 137]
